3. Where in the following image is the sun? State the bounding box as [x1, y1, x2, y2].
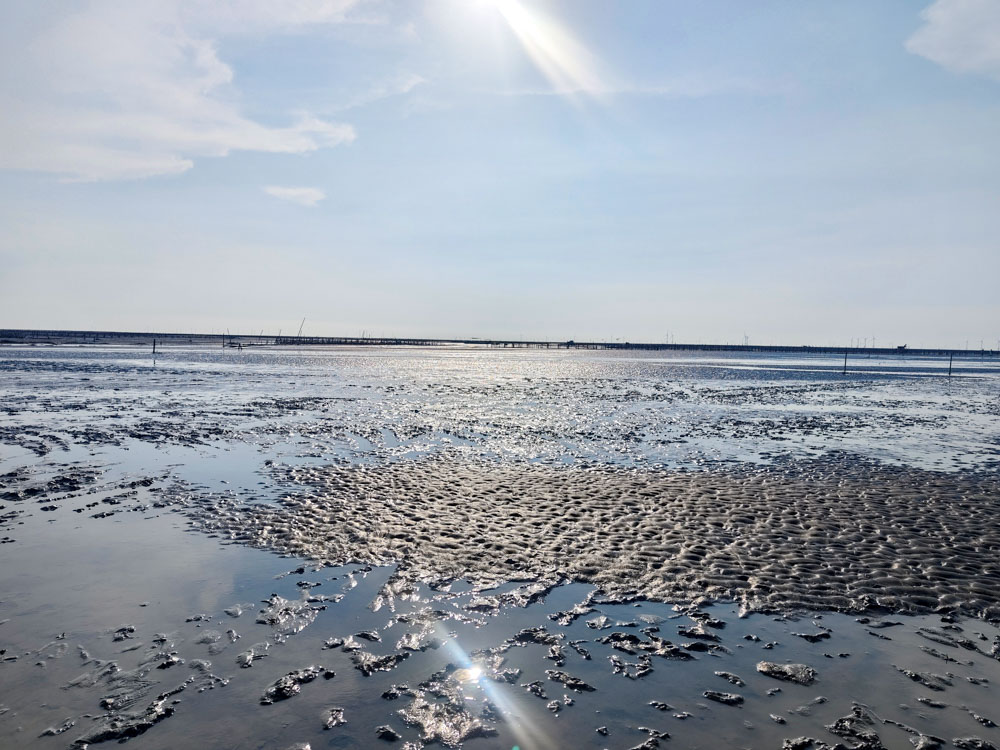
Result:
[478, 0, 516, 10]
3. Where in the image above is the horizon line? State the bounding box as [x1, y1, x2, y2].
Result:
[2, 327, 998, 358]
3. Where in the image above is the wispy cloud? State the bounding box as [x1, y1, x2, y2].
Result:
[0, 1, 364, 181]
[493, 75, 778, 99]
[906, 0, 1000, 79]
[339, 72, 427, 111]
[263, 186, 326, 207]
[183, 0, 371, 31]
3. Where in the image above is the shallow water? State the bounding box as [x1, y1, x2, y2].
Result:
[3, 346, 999, 472]
[2, 345, 1000, 749]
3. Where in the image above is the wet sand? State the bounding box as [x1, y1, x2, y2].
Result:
[2, 345, 1000, 749]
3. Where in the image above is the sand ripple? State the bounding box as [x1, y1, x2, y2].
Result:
[186, 455, 1000, 619]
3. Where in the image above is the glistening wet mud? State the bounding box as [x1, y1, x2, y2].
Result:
[2, 345, 1000, 749]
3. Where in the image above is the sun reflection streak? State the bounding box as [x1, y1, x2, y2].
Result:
[488, 0, 608, 97]
[434, 619, 559, 748]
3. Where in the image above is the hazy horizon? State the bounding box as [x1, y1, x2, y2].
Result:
[2, 0, 999, 350]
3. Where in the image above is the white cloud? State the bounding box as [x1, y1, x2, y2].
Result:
[0, 1, 364, 181]
[906, 0, 1000, 79]
[263, 185, 326, 207]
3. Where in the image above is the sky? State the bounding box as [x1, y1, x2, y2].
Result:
[1, 0, 998, 349]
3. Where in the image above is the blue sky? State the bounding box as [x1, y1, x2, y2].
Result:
[1, 0, 998, 348]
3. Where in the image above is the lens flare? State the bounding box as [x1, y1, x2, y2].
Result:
[433, 619, 559, 748]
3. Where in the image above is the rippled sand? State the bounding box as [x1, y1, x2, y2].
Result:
[187, 454, 1000, 619]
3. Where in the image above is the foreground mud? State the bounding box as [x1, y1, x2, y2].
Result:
[2, 458, 1000, 750]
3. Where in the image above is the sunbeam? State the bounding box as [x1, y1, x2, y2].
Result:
[486, 0, 608, 97]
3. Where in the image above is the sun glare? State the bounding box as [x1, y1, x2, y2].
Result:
[452, 665, 483, 682]
[482, 0, 607, 96]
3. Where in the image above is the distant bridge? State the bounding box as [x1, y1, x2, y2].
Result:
[1, 328, 997, 359]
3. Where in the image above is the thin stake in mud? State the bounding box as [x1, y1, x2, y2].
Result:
[949, 354, 953, 377]
[843, 350, 848, 376]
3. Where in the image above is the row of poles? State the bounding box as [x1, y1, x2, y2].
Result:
[841, 350, 955, 377]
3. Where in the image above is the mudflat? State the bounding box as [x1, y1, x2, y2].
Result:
[1, 345, 999, 749]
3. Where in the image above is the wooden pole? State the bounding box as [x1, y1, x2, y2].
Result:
[843, 350, 847, 375]
[948, 353, 953, 377]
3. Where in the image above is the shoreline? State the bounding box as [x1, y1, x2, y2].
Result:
[3, 328, 999, 360]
